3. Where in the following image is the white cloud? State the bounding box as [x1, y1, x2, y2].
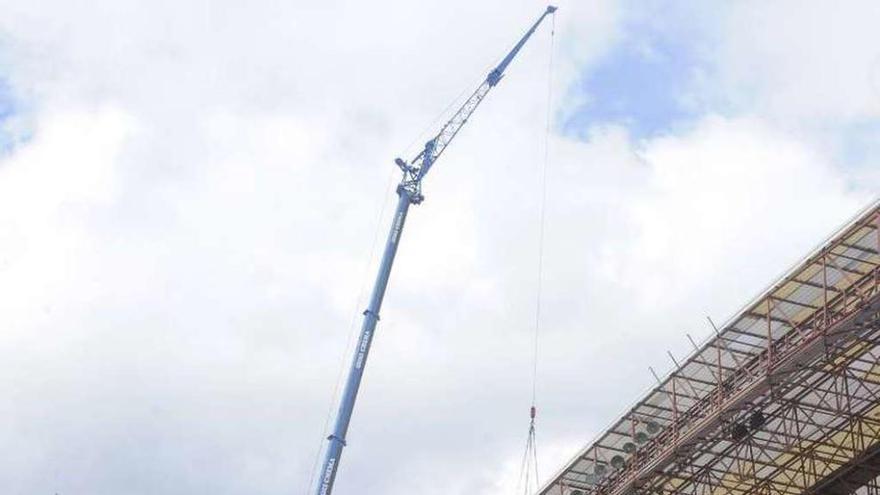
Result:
[715, 0, 880, 125]
[601, 116, 869, 309]
[0, 1, 877, 495]
[0, 107, 135, 322]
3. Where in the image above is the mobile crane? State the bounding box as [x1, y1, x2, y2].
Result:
[315, 7, 557, 494]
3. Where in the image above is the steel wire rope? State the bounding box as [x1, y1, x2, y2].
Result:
[516, 11, 555, 495]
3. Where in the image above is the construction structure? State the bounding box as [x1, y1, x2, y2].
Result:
[540, 200, 880, 495]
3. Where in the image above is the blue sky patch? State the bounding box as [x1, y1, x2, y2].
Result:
[0, 80, 11, 119]
[562, 10, 711, 141]
[0, 77, 18, 154]
[836, 119, 880, 171]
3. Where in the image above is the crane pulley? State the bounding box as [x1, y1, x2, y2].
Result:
[314, 6, 557, 495]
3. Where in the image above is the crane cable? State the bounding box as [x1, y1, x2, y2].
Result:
[516, 11, 556, 495]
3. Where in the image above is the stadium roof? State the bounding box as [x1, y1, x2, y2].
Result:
[541, 199, 880, 495]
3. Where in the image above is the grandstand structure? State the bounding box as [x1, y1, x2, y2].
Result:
[541, 200, 880, 495]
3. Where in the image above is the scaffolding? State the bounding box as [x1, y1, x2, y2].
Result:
[541, 200, 880, 495]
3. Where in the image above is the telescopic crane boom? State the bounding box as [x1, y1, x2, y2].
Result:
[314, 7, 557, 494]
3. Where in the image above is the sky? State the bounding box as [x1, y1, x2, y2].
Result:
[0, 0, 878, 494]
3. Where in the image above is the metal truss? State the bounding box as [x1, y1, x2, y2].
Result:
[540, 200, 880, 495]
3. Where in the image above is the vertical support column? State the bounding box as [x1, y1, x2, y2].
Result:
[671, 376, 679, 442]
[766, 299, 773, 373]
[875, 213, 880, 293]
[629, 418, 637, 463]
[716, 343, 723, 407]
[822, 255, 829, 328]
[874, 211, 880, 254]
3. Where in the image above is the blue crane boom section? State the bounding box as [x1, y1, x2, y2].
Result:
[314, 6, 557, 494]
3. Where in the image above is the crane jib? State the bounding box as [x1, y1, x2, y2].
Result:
[312, 6, 557, 495]
[489, 5, 557, 87]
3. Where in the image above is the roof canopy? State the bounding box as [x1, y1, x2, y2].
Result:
[542, 199, 880, 495]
